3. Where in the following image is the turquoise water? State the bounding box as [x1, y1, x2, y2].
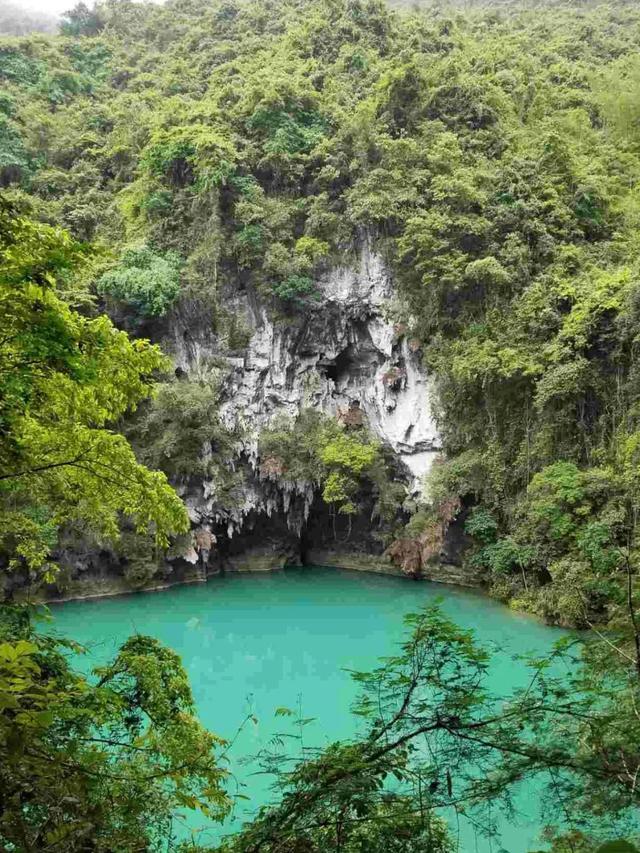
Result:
[47, 567, 567, 852]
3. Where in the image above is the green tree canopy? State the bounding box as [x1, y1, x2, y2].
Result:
[0, 201, 188, 585]
[0, 606, 229, 851]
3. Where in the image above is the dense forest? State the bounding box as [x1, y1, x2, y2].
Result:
[2, 0, 640, 850]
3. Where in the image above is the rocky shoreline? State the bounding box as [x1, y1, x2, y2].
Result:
[22, 550, 481, 606]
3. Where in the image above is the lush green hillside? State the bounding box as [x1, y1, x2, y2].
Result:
[4, 0, 640, 628]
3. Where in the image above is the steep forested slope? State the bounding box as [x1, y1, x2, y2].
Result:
[2, 0, 640, 629]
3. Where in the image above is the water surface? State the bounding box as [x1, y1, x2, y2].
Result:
[48, 567, 567, 852]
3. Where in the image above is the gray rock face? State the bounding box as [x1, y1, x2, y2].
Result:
[34, 245, 447, 601]
[226, 244, 440, 482]
[172, 242, 442, 559]
[21, 244, 466, 599]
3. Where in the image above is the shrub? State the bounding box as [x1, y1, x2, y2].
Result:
[319, 432, 379, 476]
[464, 507, 499, 544]
[270, 274, 319, 304]
[0, 116, 31, 186]
[96, 246, 182, 316]
[259, 411, 385, 517]
[126, 379, 237, 479]
[142, 126, 235, 189]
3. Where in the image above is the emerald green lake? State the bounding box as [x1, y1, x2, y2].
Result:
[48, 567, 567, 852]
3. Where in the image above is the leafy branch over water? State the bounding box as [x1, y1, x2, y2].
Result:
[216, 607, 640, 853]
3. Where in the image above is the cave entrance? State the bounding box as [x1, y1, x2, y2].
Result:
[319, 340, 382, 388]
[322, 361, 339, 383]
[299, 527, 312, 566]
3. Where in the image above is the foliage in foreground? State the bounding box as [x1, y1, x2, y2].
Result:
[0, 605, 229, 851]
[0, 201, 188, 588]
[0, 200, 228, 851]
[2, 596, 639, 852]
[215, 604, 640, 853]
[3, 595, 640, 852]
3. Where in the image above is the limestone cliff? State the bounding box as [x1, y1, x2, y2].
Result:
[171, 243, 442, 568]
[34, 243, 480, 602]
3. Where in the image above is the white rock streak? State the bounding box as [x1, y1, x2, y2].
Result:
[218, 243, 441, 495]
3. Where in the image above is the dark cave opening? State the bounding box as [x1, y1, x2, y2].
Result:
[322, 361, 340, 383]
[319, 341, 381, 388]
